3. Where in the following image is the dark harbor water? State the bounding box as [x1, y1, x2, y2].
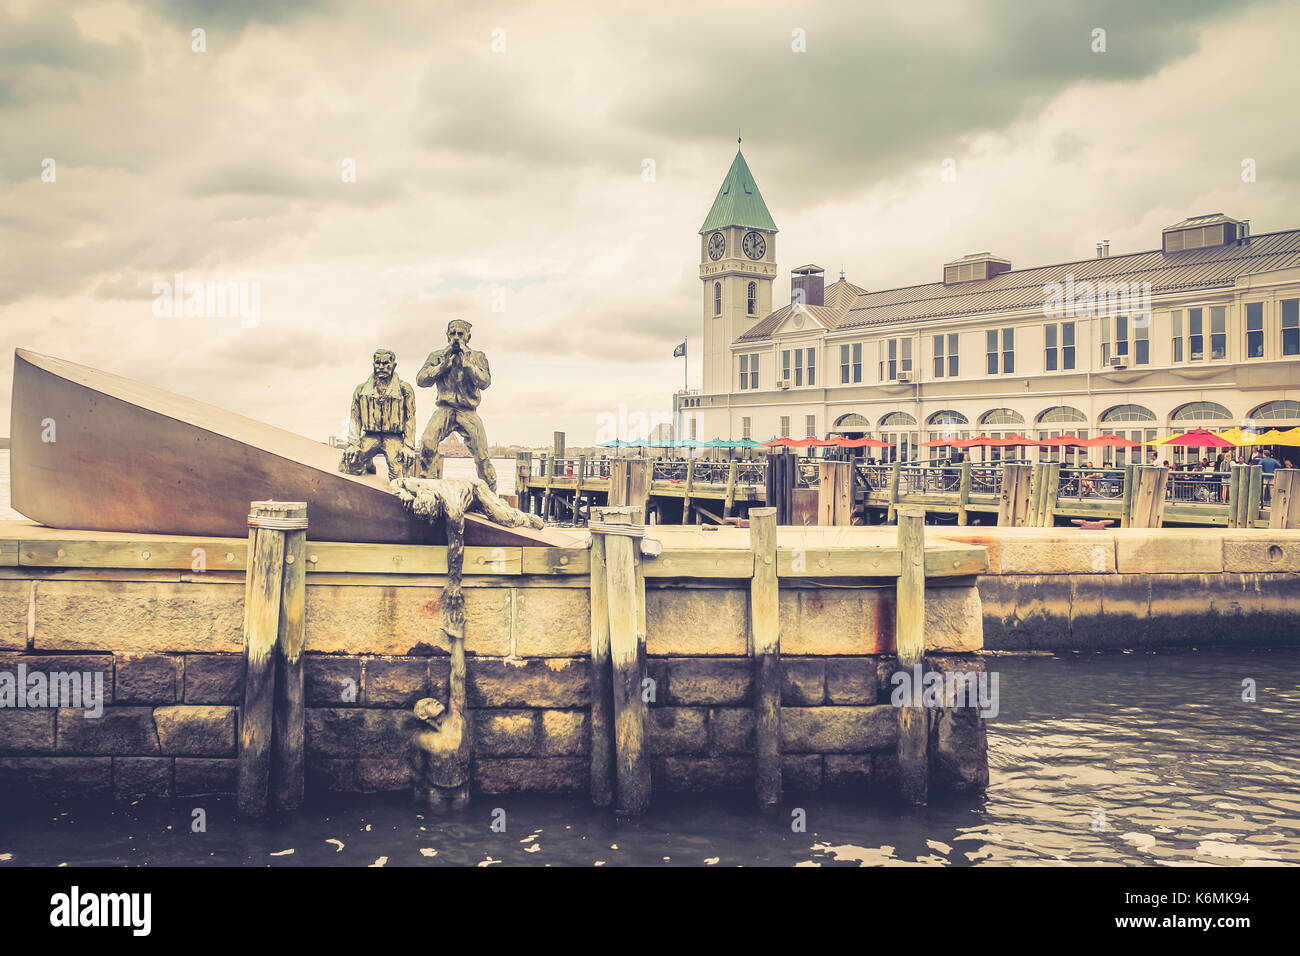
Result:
[1, 650, 1297, 867]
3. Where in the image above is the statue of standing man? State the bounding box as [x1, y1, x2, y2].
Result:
[340, 348, 418, 480]
[417, 319, 497, 491]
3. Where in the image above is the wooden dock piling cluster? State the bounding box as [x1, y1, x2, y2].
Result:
[238, 500, 308, 817]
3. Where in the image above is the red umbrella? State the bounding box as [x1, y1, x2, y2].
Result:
[920, 438, 958, 447]
[1082, 434, 1143, 448]
[762, 437, 823, 448]
[1163, 428, 1235, 448]
[1038, 435, 1089, 447]
[983, 433, 1040, 447]
[955, 435, 996, 447]
[830, 435, 893, 448]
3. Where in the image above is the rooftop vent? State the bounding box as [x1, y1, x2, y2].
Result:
[943, 252, 1011, 285]
[791, 263, 825, 307]
[1162, 213, 1245, 253]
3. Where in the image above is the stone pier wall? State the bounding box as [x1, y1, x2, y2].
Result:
[933, 528, 1300, 651]
[0, 574, 986, 804]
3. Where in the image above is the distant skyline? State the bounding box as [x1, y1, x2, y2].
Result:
[2, 0, 1298, 444]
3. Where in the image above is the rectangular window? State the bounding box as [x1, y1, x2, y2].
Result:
[689, 417, 697, 439]
[880, 337, 912, 380]
[1171, 310, 1184, 362]
[780, 416, 790, 438]
[781, 350, 790, 384]
[742, 417, 752, 440]
[739, 354, 749, 390]
[987, 328, 1013, 374]
[1246, 302, 1264, 359]
[738, 353, 759, 390]
[1284, 299, 1300, 356]
[933, 333, 958, 377]
[805, 415, 816, 438]
[1210, 306, 1226, 360]
[839, 343, 863, 383]
[1045, 323, 1058, 371]
[806, 348, 816, 386]
[1062, 321, 1076, 369]
[1044, 321, 1076, 371]
[1134, 316, 1149, 365]
[1189, 308, 1204, 361]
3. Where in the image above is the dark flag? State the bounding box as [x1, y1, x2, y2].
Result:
[673, 341, 687, 358]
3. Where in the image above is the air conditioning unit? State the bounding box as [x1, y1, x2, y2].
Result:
[897, 371, 915, 383]
[778, 379, 792, 389]
[1109, 356, 1128, 369]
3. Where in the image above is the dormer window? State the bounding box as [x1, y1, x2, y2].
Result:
[943, 252, 1011, 284]
[1162, 213, 1245, 253]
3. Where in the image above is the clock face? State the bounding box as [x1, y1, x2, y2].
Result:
[707, 232, 725, 261]
[743, 231, 766, 260]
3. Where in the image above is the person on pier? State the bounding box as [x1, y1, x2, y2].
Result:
[416, 319, 497, 491]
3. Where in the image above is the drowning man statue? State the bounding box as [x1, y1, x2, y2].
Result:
[340, 348, 418, 481]
[417, 319, 497, 491]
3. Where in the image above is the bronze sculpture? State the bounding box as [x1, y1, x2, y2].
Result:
[395, 476, 543, 811]
[417, 319, 497, 491]
[340, 349, 418, 481]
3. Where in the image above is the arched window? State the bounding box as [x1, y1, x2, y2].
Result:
[713, 282, 722, 316]
[1171, 401, 1232, 422]
[979, 408, 1024, 425]
[926, 409, 968, 426]
[1247, 400, 1300, 422]
[879, 411, 917, 427]
[834, 413, 871, 429]
[1101, 404, 1156, 423]
[1036, 405, 1087, 424]
[747, 282, 757, 316]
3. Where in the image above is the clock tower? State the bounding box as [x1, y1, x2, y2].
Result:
[698, 146, 778, 395]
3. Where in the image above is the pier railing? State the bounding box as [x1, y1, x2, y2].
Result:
[514, 452, 1300, 530]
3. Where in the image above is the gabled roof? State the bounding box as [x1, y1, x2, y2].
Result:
[736, 277, 866, 343]
[699, 150, 778, 234]
[736, 230, 1300, 342]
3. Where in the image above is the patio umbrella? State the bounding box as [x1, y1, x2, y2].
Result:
[1082, 434, 1144, 448]
[1037, 435, 1089, 447]
[831, 435, 893, 448]
[1163, 428, 1236, 448]
[1272, 427, 1300, 444]
[983, 433, 1040, 447]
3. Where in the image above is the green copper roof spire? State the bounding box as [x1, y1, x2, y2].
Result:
[699, 148, 778, 234]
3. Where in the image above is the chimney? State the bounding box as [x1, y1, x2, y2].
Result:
[791, 264, 825, 307]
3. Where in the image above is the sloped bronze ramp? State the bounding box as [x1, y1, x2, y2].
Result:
[9, 349, 575, 547]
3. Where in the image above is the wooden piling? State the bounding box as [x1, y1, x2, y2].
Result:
[601, 511, 651, 815]
[1127, 465, 1169, 528]
[895, 507, 927, 806]
[683, 458, 695, 523]
[587, 513, 614, 807]
[956, 460, 973, 526]
[997, 463, 1033, 526]
[817, 460, 852, 525]
[723, 460, 739, 517]
[749, 508, 781, 809]
[238, 501, 299, 817]
[1244, 463, 1263, 529]
[1120, 462, 1138, 528]
[270, 503, 307, 812]
[886, 461, 901, 522]
[1270, 469, 1300, 529]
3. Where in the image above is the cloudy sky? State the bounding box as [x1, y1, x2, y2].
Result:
[2, 0, 1298, 445]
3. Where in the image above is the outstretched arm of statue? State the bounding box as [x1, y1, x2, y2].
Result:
[416, 350, 451, 388]
[464, 351, 491, 389]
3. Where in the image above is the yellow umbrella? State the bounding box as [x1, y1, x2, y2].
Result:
[1214, 427, 1246, 445]
[1145, 434, 1178, 445]
[1271, 427, 1300, 444]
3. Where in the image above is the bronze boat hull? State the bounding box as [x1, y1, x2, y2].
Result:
[9, 349, 571, 548]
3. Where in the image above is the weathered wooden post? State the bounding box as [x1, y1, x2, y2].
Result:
[553, 431, 566, 465]
[593, 507, 651, 815]
[886, 461, 902, 522]
[1119, 462, 1138, 528]
[1128, 465, 1169, 528]
[238, 500, 307, 817]
[956, 460, 973, 526]
[723, 460, 739, 517]
[1243, 463, 1263, 529]
[749, 508, 781, 809]
[271, 503, 308, 812]
[628, 458, 651, 522]
[895, 507, 927, 805]
[683, 457, 695, 524]
[997, 462, 1033, 526]
[1270, 469, 1300, 529]
[817, 460, 852, 525]
[587, 508, 615, 807]
[573, 454, 587, 522]
[1033, 461, 1061, 527]
[514, 451, 532, 513]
